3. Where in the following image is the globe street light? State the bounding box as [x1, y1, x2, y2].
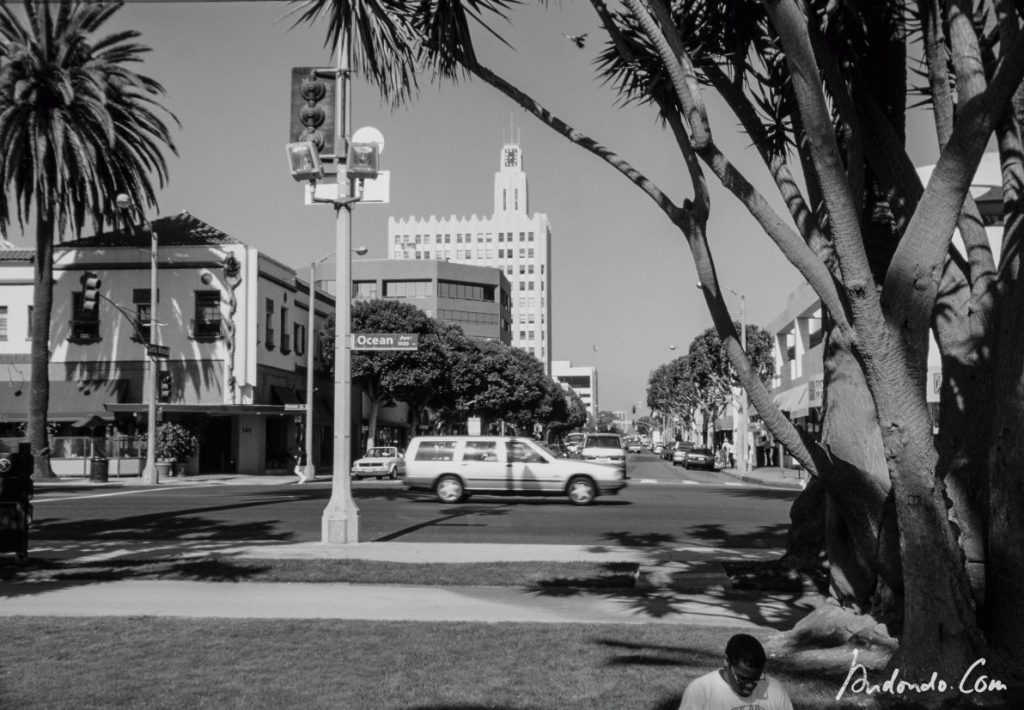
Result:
[116, 194, 160, 484]
[303, 246, 367, 484]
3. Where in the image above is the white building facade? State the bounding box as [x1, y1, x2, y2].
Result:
[551, 360, 597, 420]
[387, 140, 552, 371]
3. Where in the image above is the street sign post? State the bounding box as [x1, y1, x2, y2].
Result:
[350, 333, 419, 351]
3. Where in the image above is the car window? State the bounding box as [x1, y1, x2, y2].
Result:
[366, 448, 392, 458]
[586, 436, 621, 448]
[464, 440, 499, 462]
[412, 440, 457, 461]
[507, 441, 545, 464]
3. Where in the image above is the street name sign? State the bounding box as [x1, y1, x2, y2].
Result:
[351, 333, 419, 351]
[147, 344, 170, 359]
[284, 404, 307, 412]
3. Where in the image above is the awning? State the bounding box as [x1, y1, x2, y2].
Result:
[71, 413, 114, 429]
[773, 384, 810, 417]
[104, 403, 294, 416]
[0, 380, 129, 422]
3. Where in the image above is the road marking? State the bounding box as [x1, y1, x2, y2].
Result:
[723, 482, 742, 486]
[639, 478, 658, 483]
[682, 480, 699, 485]
[33, 487, 180, 503]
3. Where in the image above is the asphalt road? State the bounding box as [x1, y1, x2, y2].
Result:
[29, 455, 798, 554]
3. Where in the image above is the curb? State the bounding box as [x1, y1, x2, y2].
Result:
[717, 468, 807, 491]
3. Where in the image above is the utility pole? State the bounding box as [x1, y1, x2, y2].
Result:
[320, 28, 359, 543]
[116, 194, 160, 484]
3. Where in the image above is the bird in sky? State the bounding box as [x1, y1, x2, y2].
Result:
[563, 32, 587, 49]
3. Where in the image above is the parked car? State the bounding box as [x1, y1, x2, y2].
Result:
[652, 443, 665, 456]
[580, 432, 628, 476]
[351, 446, 405, 480]
[402, 436, 627, 505]
[563, 432, 585, 456]
[682, 447, 716, 471]
[671, 442, 696, 466]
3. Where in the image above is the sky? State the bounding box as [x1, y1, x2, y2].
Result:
[9, 0, 941, 416]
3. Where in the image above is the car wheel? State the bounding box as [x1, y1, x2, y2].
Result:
[388, 466, 398, 480]
[435, 475, 465, 503]
[567, 476, 596, 505]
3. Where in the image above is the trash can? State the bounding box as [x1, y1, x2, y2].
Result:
[0, 447, 32, 561]
[89, 456, 109, 483]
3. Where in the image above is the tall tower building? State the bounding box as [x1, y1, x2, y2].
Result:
[387, 137, 552, 371]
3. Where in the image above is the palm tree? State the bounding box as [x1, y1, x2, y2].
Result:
[0, 1, 177, 478]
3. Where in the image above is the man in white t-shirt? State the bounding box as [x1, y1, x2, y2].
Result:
[679, 633, 793, 710]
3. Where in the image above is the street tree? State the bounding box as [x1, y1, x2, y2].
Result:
[0, 0, 177, 479]
[298, 0, 1024, 694]
[646, 357, 698, 439]
[326, 299, 442, 448]
[687, 325, 775, 446]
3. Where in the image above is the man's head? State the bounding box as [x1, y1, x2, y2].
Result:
[723, 633, 767, 698]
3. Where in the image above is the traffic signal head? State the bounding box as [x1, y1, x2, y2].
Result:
[289, 67, 335, 156]
[346, 142, 379, 181]
[80, 271, 101, 312]
[286, 141, 323, 183]
[158, 372, 172, 403]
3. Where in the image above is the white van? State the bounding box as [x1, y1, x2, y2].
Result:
[403, 435, 628, 505]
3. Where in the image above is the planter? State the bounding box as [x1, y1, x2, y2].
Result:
[155, 461, 173, 478]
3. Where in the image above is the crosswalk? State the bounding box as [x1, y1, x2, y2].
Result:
[637, 478, 748, 486]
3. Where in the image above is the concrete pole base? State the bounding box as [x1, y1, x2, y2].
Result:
[300, 464, 317, 483]
[321, 498, 360, 543]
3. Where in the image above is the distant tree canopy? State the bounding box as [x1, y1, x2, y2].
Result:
[321, 300, 568, 440]
[648, 324, 774, 444]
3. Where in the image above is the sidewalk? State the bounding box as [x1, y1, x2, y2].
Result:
[1, 541, 823, 628]
[717, 465, 808, 490]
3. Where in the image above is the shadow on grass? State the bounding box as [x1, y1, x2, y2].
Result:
[527, 530, 819, 629]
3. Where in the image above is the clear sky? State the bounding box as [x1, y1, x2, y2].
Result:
[11, 0, 940, 416]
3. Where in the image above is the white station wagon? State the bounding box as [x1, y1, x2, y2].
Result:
[350, 446, 405, 480]
[403, 436, 628, 505]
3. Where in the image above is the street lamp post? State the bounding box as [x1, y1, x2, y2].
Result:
[303, 246, 366, 484]
[116, 194, 159, 484]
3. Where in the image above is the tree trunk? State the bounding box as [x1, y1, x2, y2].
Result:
[29, 214, 56, 480]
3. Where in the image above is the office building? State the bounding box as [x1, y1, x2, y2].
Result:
[387, 137, 552, 370]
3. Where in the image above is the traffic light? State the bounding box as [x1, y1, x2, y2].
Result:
[158, 372, 172, 403]
[80, 271, 101, 312]
[289, 67, 334, 156]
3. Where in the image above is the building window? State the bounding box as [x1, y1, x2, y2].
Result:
[132, 289, 154, 342]
[384, 280, 431, 298]
[70, 292, 100, 342]
[295, 323, 306, 356]
[265, 298, 275, 350]
[280, 306, 291, 353]
[528, 248, 535, 258]
[0, 306, 7, 341]
[194, 291, 222, 340]
[353, 281, 378, 300]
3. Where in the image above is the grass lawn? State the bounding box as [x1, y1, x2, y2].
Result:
[0, 617, 875, 709]
[0, 556, 640, 588]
